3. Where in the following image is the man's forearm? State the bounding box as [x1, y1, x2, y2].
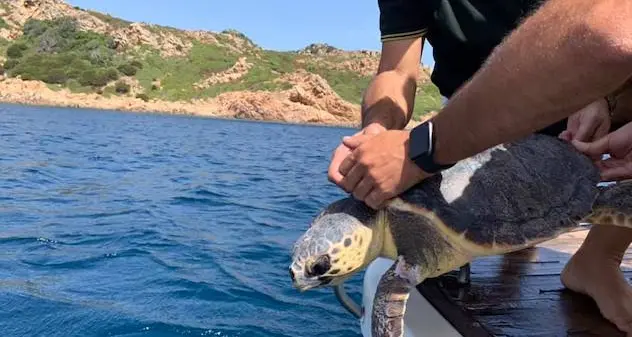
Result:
[361, 70, 417, 130]
[431, 0, 632, 165]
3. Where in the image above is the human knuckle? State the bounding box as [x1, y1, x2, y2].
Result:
[376, 180, 389, 190]
[345, 152, 355, 163]
[327, 166, 335, 175]
[365, 159, 377, 169]
[371, 190, 382, 200]
[357, 158, 370, 169]
[363, 174, 375, 184]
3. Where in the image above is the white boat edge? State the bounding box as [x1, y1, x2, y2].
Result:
[358, 257, 464, 337]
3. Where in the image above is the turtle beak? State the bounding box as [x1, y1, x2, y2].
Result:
[290, 267, 328, 292]
[293, 280, 321, 292]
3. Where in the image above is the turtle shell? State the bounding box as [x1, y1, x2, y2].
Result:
[395, 133, 600, 248]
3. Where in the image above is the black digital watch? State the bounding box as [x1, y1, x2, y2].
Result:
[408, 120, 455, 174]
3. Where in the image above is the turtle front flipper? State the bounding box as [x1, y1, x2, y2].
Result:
[372, 256, 425, 337]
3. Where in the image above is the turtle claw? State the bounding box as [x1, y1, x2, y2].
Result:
[458, 263, 471, 285]
[372, 257, 424, 337]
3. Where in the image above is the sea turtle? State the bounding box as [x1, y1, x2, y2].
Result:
[288, 133, 632, 337]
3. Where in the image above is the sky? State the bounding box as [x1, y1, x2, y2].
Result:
[65, 0, 436, 67]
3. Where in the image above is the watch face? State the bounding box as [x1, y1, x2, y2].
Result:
[408, 121, 454, 174]
[410, 122, 431, 159]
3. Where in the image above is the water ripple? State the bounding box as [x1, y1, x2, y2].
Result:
[0, 104, 360, 337]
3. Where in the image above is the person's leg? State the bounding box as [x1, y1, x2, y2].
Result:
[562, 224, 632, 333]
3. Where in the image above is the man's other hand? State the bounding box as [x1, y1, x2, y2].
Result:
[559, 99, 611, 142]
[328, 123, 386, 186]
[333, 129, 428, 209]
[572, 122, 632, 182]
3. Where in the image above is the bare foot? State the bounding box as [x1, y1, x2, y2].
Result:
[562, 248, 632, 333]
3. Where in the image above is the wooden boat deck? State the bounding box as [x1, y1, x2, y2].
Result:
[417, 229, 632, 337]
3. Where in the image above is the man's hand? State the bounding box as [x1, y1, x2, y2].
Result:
[559, 99, 611, 142]
[328, 123, 386, 185]
[330, 129, 429, 209]
[572, 122, 632, 181]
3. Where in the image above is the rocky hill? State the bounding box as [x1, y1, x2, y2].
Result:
[0, 0, 441, 127]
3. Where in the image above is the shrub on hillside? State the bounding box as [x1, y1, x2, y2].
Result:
[135, 93, 149, 102]
[65, 58, 91, 78]
[23, 19, 49, 39]
[52, 17, 78, 40]
[104, 67, 119, 81]
[87, 45, 114, 66]
[115, 81, 130, 94]
[129, 60, 143, 69]
[3, 59, 18, 70]
[37, 28, 66, 53]
[117, 63, 138, 76]
[45, 69, 68, 84]
[6, 43, 27, 58]
[79, 69, 110, 87]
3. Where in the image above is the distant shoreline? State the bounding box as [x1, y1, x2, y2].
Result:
[0, 98, 368, 131]
[0, 77, 364, 129]
[0, 100, 427, 130]
[0, 78, 429, 130]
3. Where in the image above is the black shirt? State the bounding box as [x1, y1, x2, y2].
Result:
[378, 0, 566, 136]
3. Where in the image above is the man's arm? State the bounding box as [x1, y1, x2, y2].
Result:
[431, 0, 632, 166]
[361, 37, 423, 130]
[328, 38, 422, 187]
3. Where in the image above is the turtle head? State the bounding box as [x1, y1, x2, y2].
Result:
[289, 198, 384, 292]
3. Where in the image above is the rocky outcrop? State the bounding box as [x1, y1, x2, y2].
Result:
[299, 43, 342, 56]
[217, 70, 361, 124]
[110, 23, 192, 57]
[2, 0, 194, 57]
[194, 56, 253, 89]
[215, 91, 356, 125]
[2, 0, 109, 34]
[184, 30, 220, 45]
[282, 70, 358, 120]
[216, 29, 258, 52]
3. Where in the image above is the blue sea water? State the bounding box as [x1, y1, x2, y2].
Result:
[0, 104, 365, 337]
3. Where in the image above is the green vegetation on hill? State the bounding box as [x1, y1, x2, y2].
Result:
[3, 17, 140, 92]
[414, 82, 442, 119]
[193, 50, 296, 97]
[0, 13, 442, 120]
[133, 42, 238, 100]
[303, 63, 372, 105]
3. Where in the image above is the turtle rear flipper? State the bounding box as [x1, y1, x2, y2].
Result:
[372, 257, 424, 337]
[584, 180, 632, 227]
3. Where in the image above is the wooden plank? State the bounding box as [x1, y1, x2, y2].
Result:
[418, 229, 632, 337]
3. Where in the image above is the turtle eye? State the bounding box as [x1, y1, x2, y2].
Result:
[307, 255, 331, 277]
